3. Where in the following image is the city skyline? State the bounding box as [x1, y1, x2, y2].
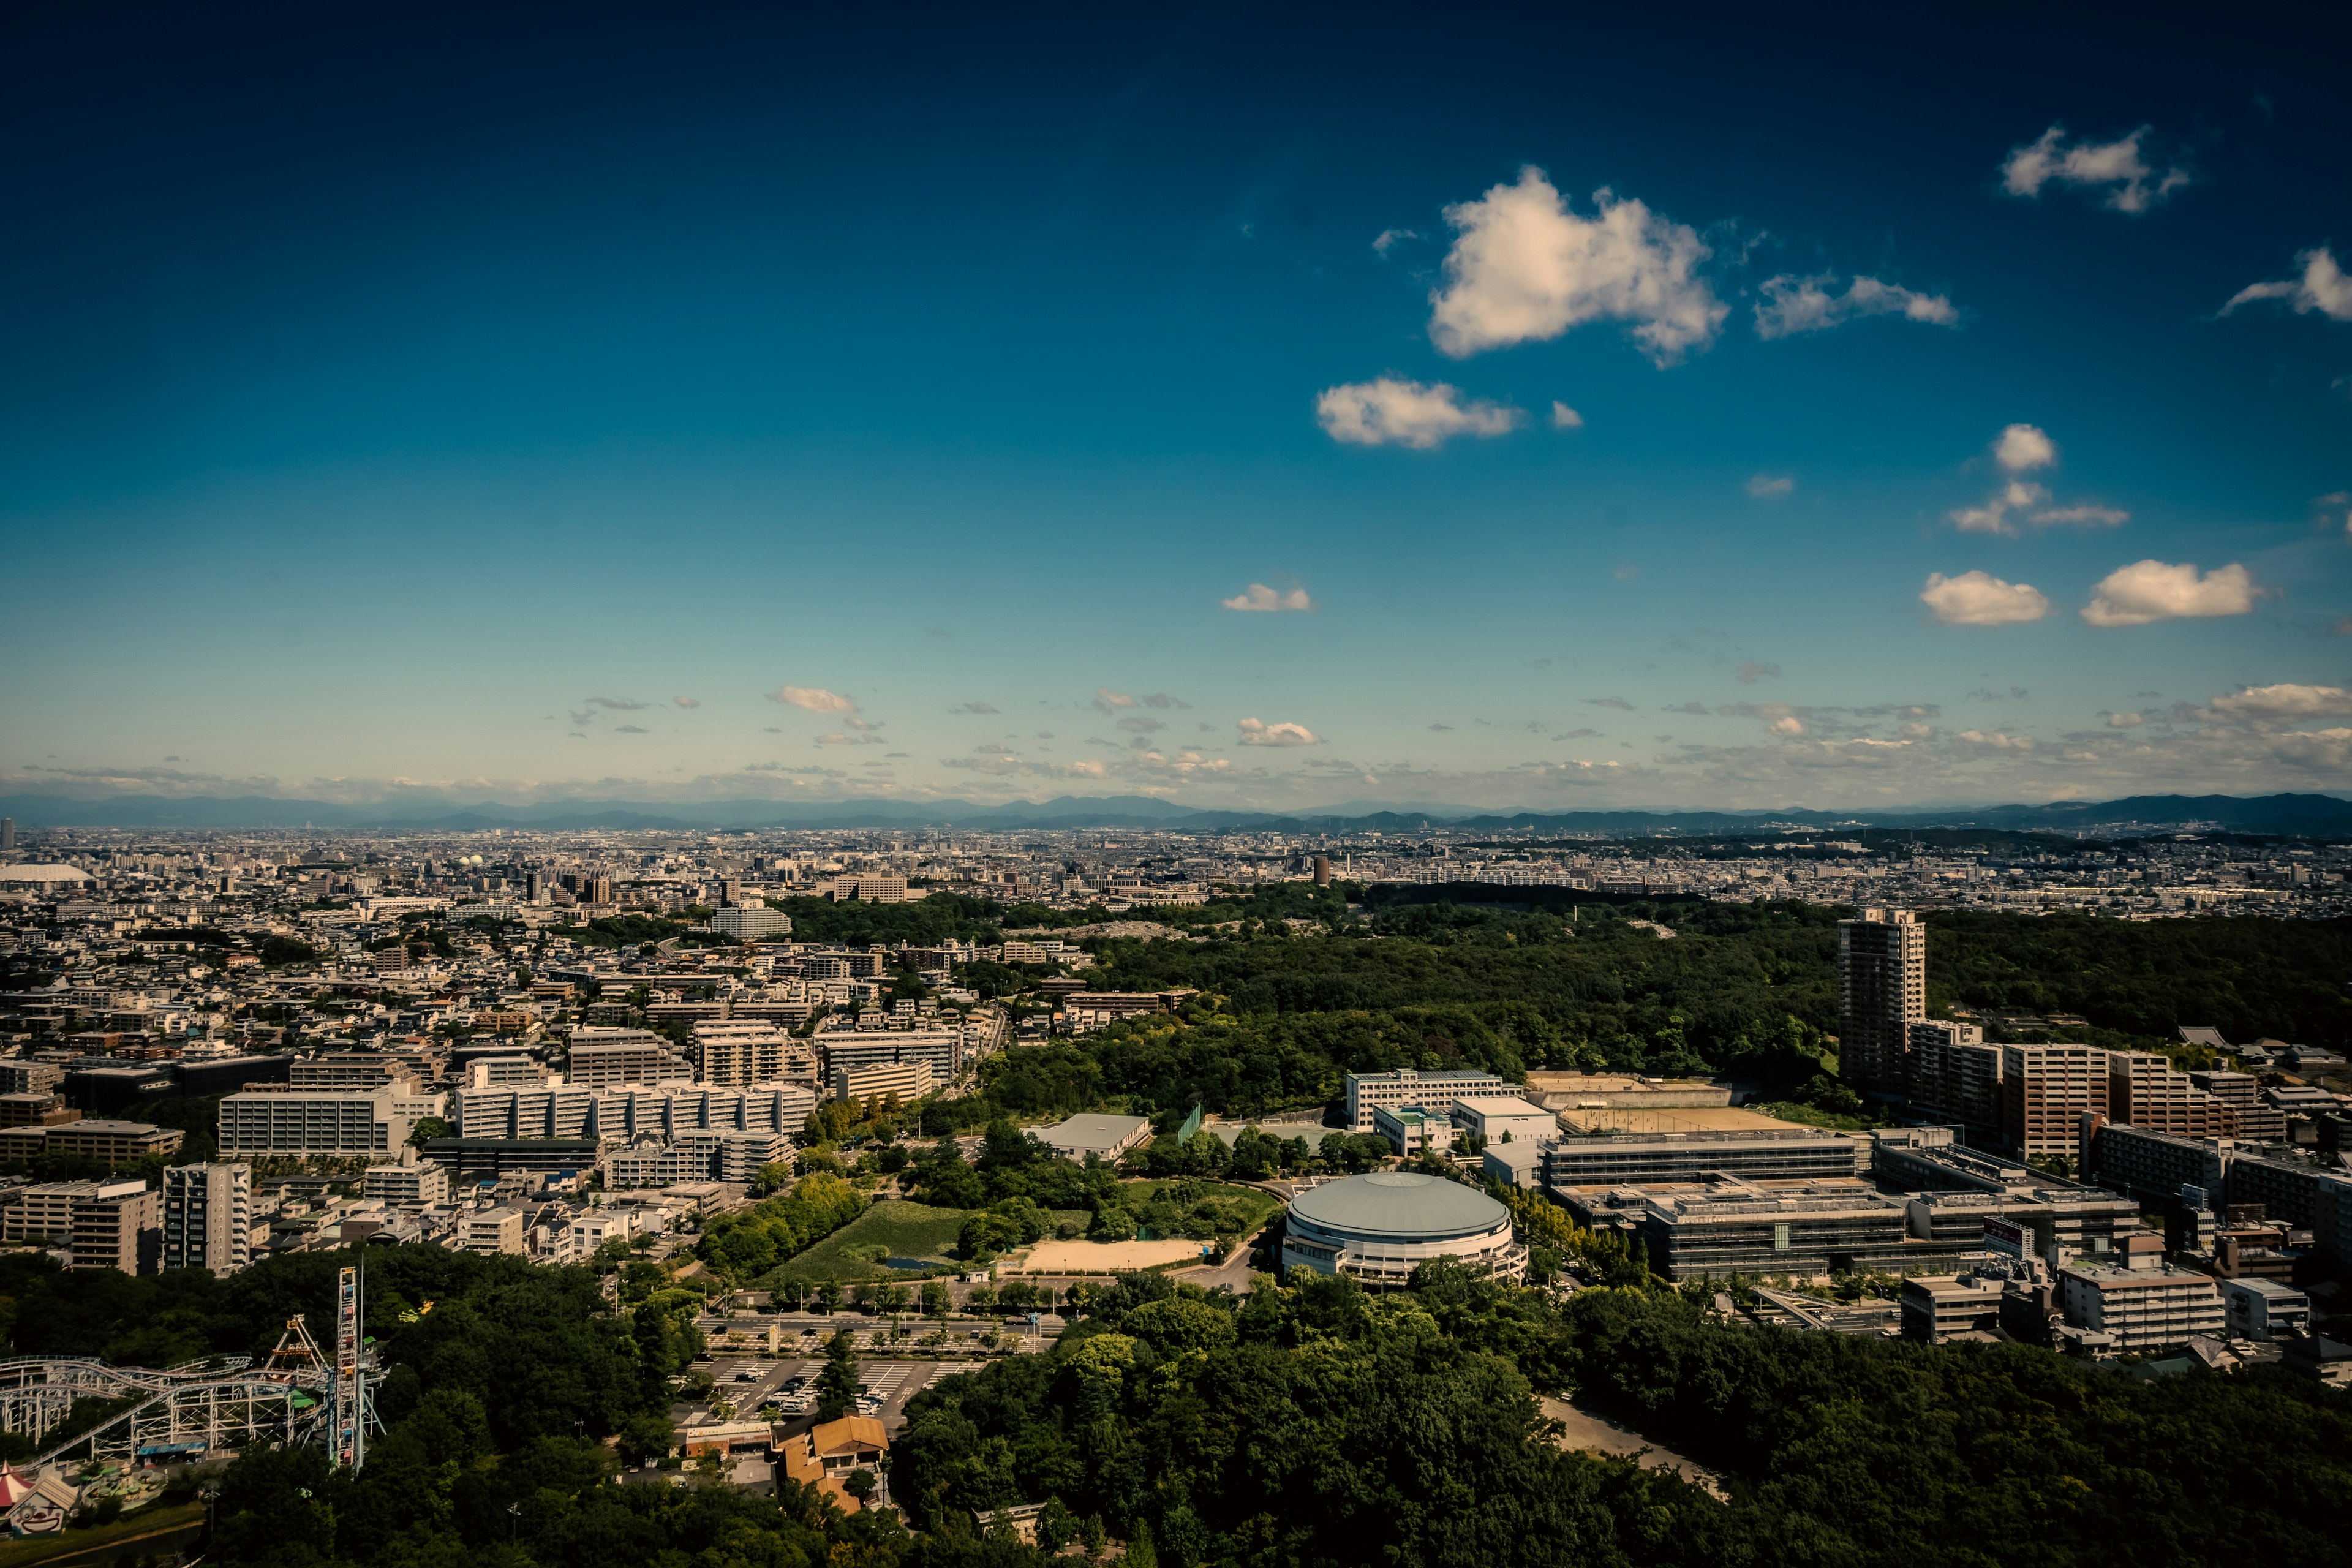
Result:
[3, 7, 2348, 813]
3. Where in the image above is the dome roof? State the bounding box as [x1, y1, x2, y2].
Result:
[0, 865, 88, 883]
[1287, 1171, 1508, 1242]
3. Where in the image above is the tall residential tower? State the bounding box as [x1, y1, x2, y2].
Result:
[1839, 908, 1926, 1096]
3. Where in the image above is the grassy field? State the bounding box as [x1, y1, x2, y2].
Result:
[764, 1200, 974, 1285]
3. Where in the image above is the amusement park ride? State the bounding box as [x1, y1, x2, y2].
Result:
[0, 1263, 384, 1470]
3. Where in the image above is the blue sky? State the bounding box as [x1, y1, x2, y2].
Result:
[2, 4, 2348, 812]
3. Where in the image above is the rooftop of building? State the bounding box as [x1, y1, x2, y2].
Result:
[1288, 1170, 1508, 1241]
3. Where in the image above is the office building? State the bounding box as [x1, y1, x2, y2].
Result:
[2000, 1045, 2108, 1162]
[0, 1094, 81, 1129]
[2058, 1262, 2223, 1350]
[1449, 1096, 1558, 1147]
[1, 818, 13, 850]
[1899, 1277, 2007, 1343]
[1540, 1125, 1860, 1192]
[1838, 909, 1925, 1096]
[2084, 1123, 2228, 1207]
[420, 1137, 601, 1178]
[1343, 1068, 1513, 1134]
[566, 1030, 692, 1088]
[161, 1162, 253, 1275]
[1906, 1019, 2002, 1136]
[1631, 1178, 1974, 1281]
[1373, 1104, 1455, 1156]
[218, 1087, 445, 1159]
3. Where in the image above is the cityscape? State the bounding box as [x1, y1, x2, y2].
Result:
[0, 5, 2348, 1567]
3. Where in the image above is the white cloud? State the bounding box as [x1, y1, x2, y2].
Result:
[768, 685, 857, 714]
[1746, 474, 1794, 499]
[1091, 687, 1137, 711]
[1954, 729, 2036, 752]
[1949, 480, 2051, 535]
[1768, 715, 1806, 736]
[1237, 717, 1322, 747]
[1314, 377, 1523, 449]
[2221, 247, 2352, 323]
[2082, 560, 2257, 627]
[1550, 401, 1585, 429]
[1222, 582, 1315, 612]
[2207, 684, 2352, 719]
[1994, 423, 2058, 473]
[671, 696, 701, 709]
[1426, 166, 1725, 364]
[2000, 125, 2188, 213]
[1753, 274, 1959, 339]
[1921, 570, 2052, 625]
[2028, 503, 2129, 527]
[1371, 228, 1419, 255]
[813, 731, 886, 747]
[2106, 711, 2145, 728]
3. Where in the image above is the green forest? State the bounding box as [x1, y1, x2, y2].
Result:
[8, 1237, 2345, 1567]
[911, 886, 2352, 1127]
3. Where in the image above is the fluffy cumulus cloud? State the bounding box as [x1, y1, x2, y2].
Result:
[2222, 247, 2352, 323]
[2082, 560, 2257, 627]
[2001, 125, 2189, 213]
[1994, 423, 2058, 473]
[1921, 570, 2051, 625]
[1550, 401, 1585, 429]
[1953, 729, 2036, 753]
[1236, 717, 1322, 747]
[1314, 377, 1523, 448]
[1222, 582, 1314, 612]
[1753, 274, 1958, 339]
[1746, 474, 1793, 499]
[1425, 167, 1725, 364]
[2207, 684, 2352, 719]
[768, 685, 857, 714]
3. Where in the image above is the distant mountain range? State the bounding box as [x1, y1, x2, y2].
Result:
[4, 790, 2351, 837]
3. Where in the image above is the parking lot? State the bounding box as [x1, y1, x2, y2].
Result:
[676, 1352, 993, 1433]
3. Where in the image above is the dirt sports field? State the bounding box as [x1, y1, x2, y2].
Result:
[1014, 1238, 1206, 1273]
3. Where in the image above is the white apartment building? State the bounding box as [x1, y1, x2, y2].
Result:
[2220, 1276, 2311, 1341]
[462, 1208, 526, 1256]
[833, 1059, 933, 1103]
[695, 1020, 813, 1088]
[217, 1087, 445, 1159]
[364, 1158, 451, 1208]
[566, 1030, 692, 1088]
[450, 1081, 818, 1144]
[819, 1030, 962, 1085]
[161, 1162, 253, 1275]
[2058, 1262, 2224, 1349]
[1449, 1096, 1559, 1147]
[711, 904, 791, 940]
[1343, 1068, 1512, 1134]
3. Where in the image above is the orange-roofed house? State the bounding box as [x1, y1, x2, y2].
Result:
[780, 1415, 888, 1512]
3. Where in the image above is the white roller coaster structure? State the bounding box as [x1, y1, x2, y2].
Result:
[0, 1268, 383, 1469]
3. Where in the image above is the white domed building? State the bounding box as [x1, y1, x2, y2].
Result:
[1279, 1170, 1526, 1287]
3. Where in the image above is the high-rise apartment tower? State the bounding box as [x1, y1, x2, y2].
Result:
[1838, 908, 1926, 1096]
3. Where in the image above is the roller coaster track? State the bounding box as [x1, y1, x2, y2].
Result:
[0, 1314, 377, 1467]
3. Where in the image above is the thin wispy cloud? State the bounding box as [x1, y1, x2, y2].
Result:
[1315, 377, 1523, 448]
[2221, 247, 2352, 323]
[1753, 274, 1958, 338]
[2001, 124, 2188, 213]
[1223, 582, 1314, 612]
[768, 686, 858, 714]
